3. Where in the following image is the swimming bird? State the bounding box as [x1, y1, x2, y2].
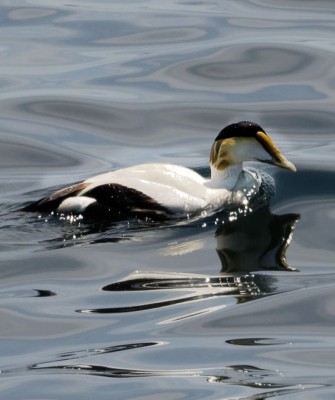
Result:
[22, 121, 296, 220]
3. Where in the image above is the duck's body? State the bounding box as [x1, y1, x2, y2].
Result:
[82, 163, 212, 214]
[23, 121, 296, 220]
[24, 163, 245, 219]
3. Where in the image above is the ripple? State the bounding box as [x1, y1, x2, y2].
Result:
[189, 46, 314, 81]
[0, 341, 325, 398]
[0, 133, 81, 170]
[7, 7, 57, 22]
[96, 27, 207, 46]
[0, 288, 56, 299]
[226, 337, 287, 346]
[0, 2, 334, 399]
[1, 352, 324, 399]
[76, 270, 306, 315]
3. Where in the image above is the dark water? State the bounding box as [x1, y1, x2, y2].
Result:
[1, 1, 335, 399]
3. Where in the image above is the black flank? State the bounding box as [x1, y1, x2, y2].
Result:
[83, 183, 171, 220]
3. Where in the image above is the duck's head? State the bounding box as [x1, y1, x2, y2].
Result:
[210, 121, 296, 172]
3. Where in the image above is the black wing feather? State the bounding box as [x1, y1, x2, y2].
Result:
[22, 182, 90, 212]
[23, 182, 171, 220]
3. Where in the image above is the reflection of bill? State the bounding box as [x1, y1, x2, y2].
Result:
[216, 206, 300, 273]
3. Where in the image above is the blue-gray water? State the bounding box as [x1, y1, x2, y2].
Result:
[1, 1, 335, 399]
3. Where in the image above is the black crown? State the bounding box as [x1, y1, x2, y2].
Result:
[215, 121, 266, 141]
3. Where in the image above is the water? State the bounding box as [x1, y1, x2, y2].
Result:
[0, 1, 335, 398]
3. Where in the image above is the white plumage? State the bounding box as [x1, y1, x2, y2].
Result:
[23, 121, 296, 219]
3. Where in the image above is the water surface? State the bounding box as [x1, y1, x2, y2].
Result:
[0, 1, 335, 399]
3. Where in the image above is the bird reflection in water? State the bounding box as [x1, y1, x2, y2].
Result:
[78, 206, 300, 314]
[216, 206, 299, 273]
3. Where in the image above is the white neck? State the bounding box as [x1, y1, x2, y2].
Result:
[207, 163, 243, 190]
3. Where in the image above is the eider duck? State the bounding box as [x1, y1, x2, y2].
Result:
[23, 121, 296, 220]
